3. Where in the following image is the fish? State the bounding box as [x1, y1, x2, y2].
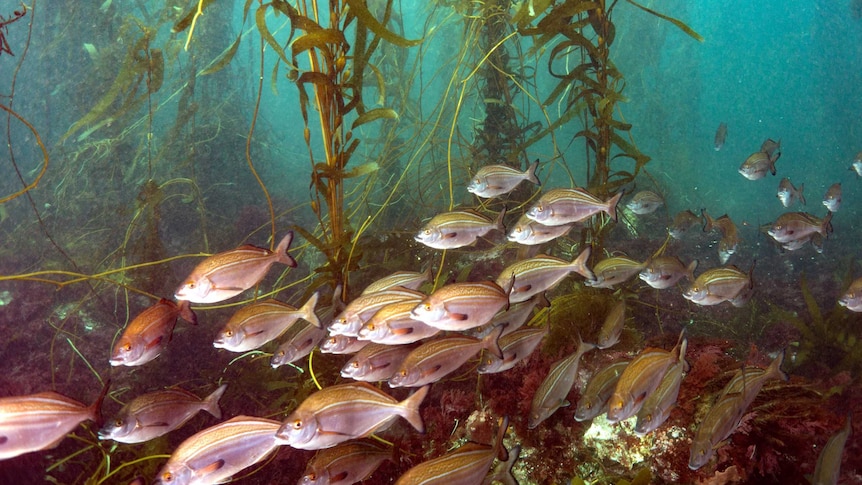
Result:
[668, 209, 702, 239]
[596, 300, 626, 349]
[414, 208, 505, 249]
[467, 159, 540, 198]
[688, 391, 749, 470]
[319, 334, 370, 354]
[809, 414, 852, 485]
[574, 360, 629, 422]
[634, 356, 686, 436]
[274, 383, 428, 450]
[851, 151, 862, 177]
[713, 122, 727, 151]
[388, 326, 504, 388]
[528, 337, 596, 428]
[270, 320, 328, 368]
[839, 277, 862, 312]
[738, 149, 778, 180]
[340, 343, 415, 382]
[0, 382, 109, 460]
[625, 191, 664, 215]
[153, 416, 282, 485]
[360, 268, 432, 295]
[823, 183, 842, 212]
[702, 210, 740, 264]
[357, 301, 441, 345]
[477, 326, 549, 374]
[760, 138, 781, 162]
[606, 333, 686, 423]
[584, 255, 648, 289]
[394, 417, 509, 485]
[299, 440, 392, 485]
[683, 264, 753, 307]
[717, 351, 787, 403]
[330, 287, 426, 337]
[496, 248, 593, 304]
[776, 177, 805, 207]
[767, 211, 833, 245]
[525, 187, 622, 226]
[213, 293, 320, 353]
[175, 232, 297, 304]
[98, 385, 226, 444]
[639, 256, 697, 290]
[410, 279, 511, 331]
[110, 299, 197, 367]
[507, 213, 574, 246]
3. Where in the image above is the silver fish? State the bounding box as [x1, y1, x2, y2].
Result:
[99, 385, 226, 444]
[625, 191, 664, 215]
[810, 414, 852, 485]
[839, 277, 862, 312]
[319, 334, 370, 354]
[574, 360, 629, 422]
[110, 299, 196, 367]
[389, 326, 504, 388]
[360, 268, 431, 296]
[688, 391, 749, 470]
[528, 337, 596, 428]
[507, 213, 574, 246]
[606, 334, 686, 423]
[596, 300, 626, 349]
[410, 280, 510, 331]
[739, 151, 777, 180]
[634, 357, 686, 436]
[0, 384, 108, 460]
[274, 383, 428, 450]
[213, 293, 320, 353]
[477, 326, 548, 374]
[340, 343, 415, 382]
[585, 255, 647, 289]
[767, 211, 832, 245]
[717, 351, 787, 403]
[683, 264, 753, 307]
[330, 287, 425, 337]
[851, 152, 862, 177]
[357, 301, 441, 345]
[153, 416, 282, 485]
[300, 440, 392, 485]
[414, 208, 505, 249]
[270, 321, 328, 368]
[639, 256, 697, 290]
[467, 159, 540, 198]
[714, 122, 727, 151]
[776, 177, 805, 207]
[823, 183, 842, 212]
[175, 232, 297, 304]
[496, 248, 593, 304]
[526, 187, 622, 226]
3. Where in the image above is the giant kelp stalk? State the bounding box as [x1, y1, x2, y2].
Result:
[256, 0, 419, 296]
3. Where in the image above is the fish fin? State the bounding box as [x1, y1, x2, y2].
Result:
[561, 399, 571, 408]
[199, 459, 226, 475]
[686, 260, 698, 281]
[515, 284, 533, 295]
[450, 312, 469, 321]
[392, 327, 414, 335]
[203, 384, 228, 419]
[300, 292, 321, 328]
[400, 385, 430, 433]
[89, 379, 112, 427]
[605, 191, 623, 222]
[526, 159, 541, 186]
[483, 325, 505, 359]
[767, 349, 789, 382]
[0, 436, 6, 445]
[444, 231, 458, 239]
[275, 232, 298, 268]
[494, 206, 507, 233]
[573, 246, 595, 281]
[177, 299, 197, 325]
[701, 208, 713, 232]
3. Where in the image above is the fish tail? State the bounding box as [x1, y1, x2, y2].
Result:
[686, 260, 698, 281]
[822, 210, 834, 236]
[400, 385, 430, 433]
[605, 191, 623, 222]
[483, 325, 505, 359]
[203, 384, 228, 419]
[177, 299, 197, 325]
[572, 246, 595, 281]
[89, 379, 112, 427]
[797, 183, 806, 205]
[275, 232, 298, 268]
[493, 416, 510, 461]
[300, 292, 322, 328]
[766, 350, 789, 382]
[526, 159, 541, 186]
[701, 208, 714, 232]
[494, 206, 508, 233]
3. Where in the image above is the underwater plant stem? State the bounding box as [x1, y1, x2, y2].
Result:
[0, 103, 48, 204]
[65, 338, 104, 387]
[183, 0, 205, 51]
[95, 453, 172, 485]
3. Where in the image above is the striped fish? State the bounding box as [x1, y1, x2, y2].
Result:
[467, 159, 540, 198]
[410, 280, 510, 331]
[110, 299, 196, 367]
[528, 337, 596, 428]
[270, 321, 328, 368]
[154, 416, 282, 485]
[810, 414, 852, 485]
[360, 268, 432, 295]
[574, 360, 629, 422]
[341, 343, 415, 382]
[478, 326, 548, 374]
[275, 383, 428, 450]
[300, 440, 392, 485]
[634, 357, 686, 436]
[683, 264, 752, 306]
[330, 287, 426, 337]
[357, 301, 441, 345]
[507, 213, 574, 246]
[213, 293, 320, 352]
[596, 299, 626, 349]
[496, 248, 593, 303]
[415, 208, 505, 249]
[585, 255, 647, 289]
[526, 187, 621, 226]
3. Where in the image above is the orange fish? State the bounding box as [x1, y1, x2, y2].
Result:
[175, 233, 297, 304]
[110, 299, 196, 367]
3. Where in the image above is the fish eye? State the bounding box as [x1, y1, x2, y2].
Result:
[423, 303, 431, 311]
[225, 330, 233, 337]
[400, 370, 407, 377]
[474, 178, 481, 184]
[186, 282, 195, 289]
[162, 472, 174, 483]
[122, 343, 131, 352]
[367, 323, 375, 331]
[351, 362, 359, 368]
[424, 229, 431, 235]
[114, 418, 123, 427]
[292, 419, 302, 429]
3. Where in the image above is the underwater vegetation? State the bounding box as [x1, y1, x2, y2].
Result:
[1, 0, 862, 484]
